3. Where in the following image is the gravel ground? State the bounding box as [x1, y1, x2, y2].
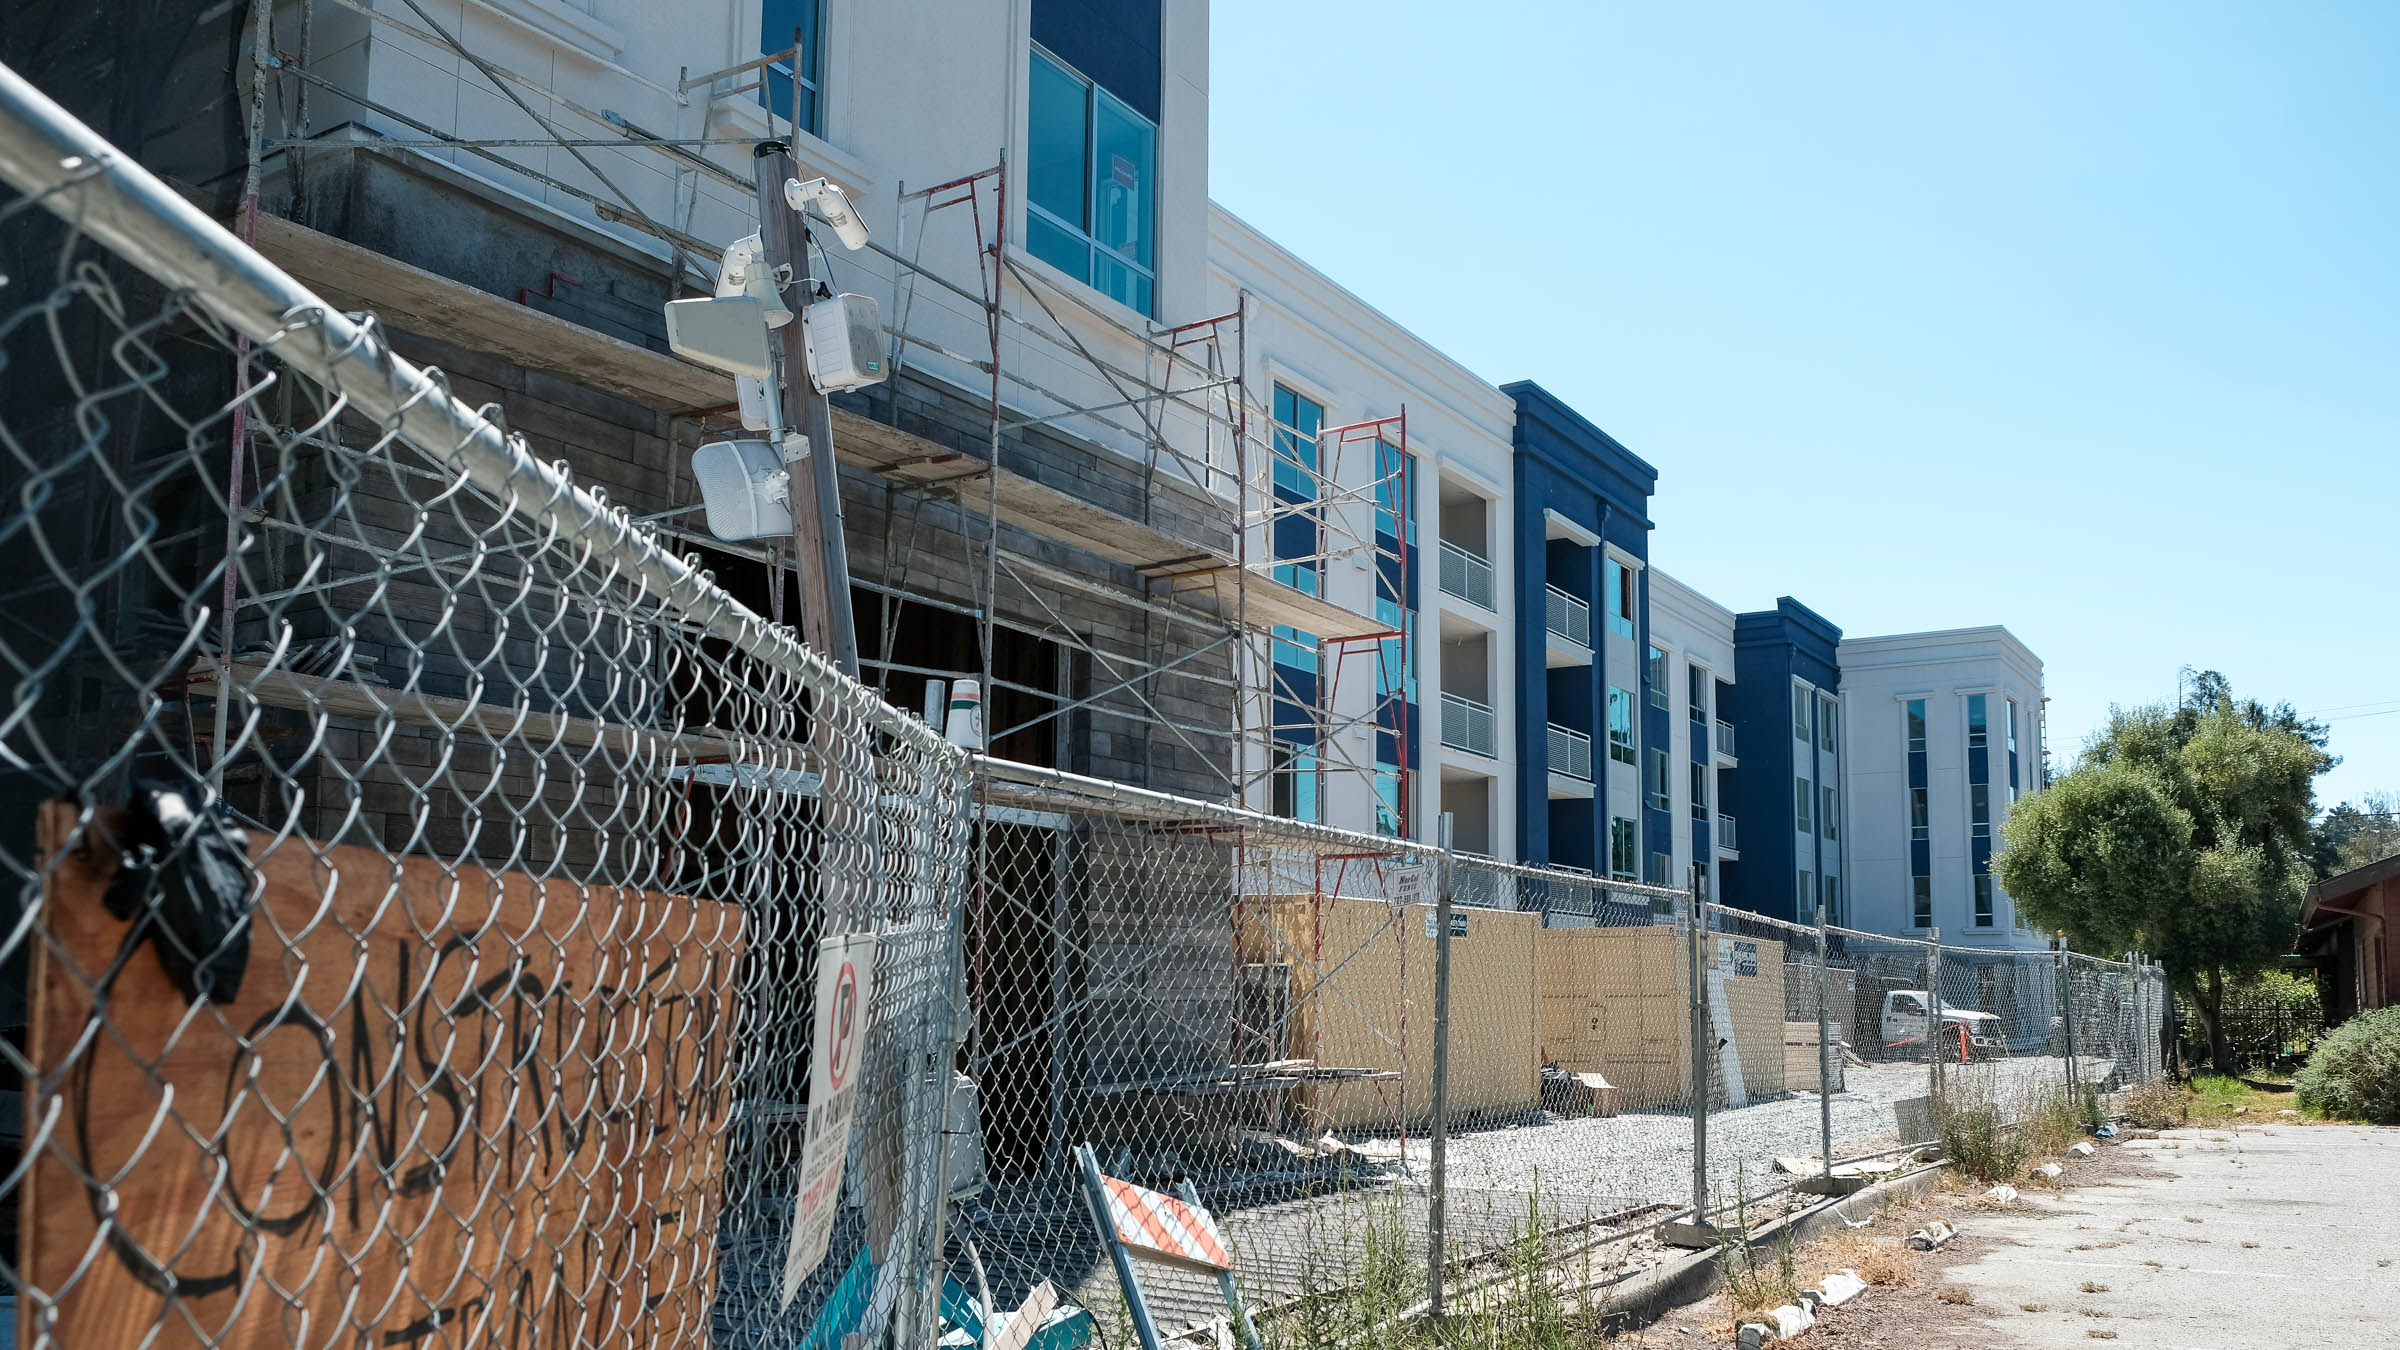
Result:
[1357, 1055, 2115, 1212]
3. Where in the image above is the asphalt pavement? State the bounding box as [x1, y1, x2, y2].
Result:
[1939, 1123, 2400, 1348]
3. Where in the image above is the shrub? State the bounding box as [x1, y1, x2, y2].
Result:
[2295, 1007, 2400, 1124]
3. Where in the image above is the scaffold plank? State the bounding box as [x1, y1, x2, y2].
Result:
[244, 216, 1383, 639]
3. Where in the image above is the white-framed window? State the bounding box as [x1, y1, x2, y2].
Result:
[1690, 761, 1709, 819]
[1607, 687, 1635, 764]
[1971, 782, 1991, 838]
[759, 0, 825, 136]
[1819, 694, 1838, 753]
[1647, 646, 1669, 708]
[1910, 786, 1930, 841]
[1967, 693, 1989, 749]
[1906, 698, 1927, 755]
[1647, 851, 1672, 887]
[1795, 776, 1814, 833]
[1798, 868, 1814, 911]
[1688, 663, 1709, 723]
[1793, 682, 1811, 740]
[1027, 45, 1157, 314]
[2006, 698, 2019, 755]
[1647, 748, 1671, 810]
[1822, 784, 1839, 841]
[1824, 876, 1841, 925]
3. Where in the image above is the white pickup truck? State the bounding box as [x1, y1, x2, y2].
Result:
[1880, 990, 2007, 1061]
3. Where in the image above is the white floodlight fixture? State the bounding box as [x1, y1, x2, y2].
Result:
[784, 176, 871, 250]
[689, 438, 791, 541]
[663, 295, 774, 380]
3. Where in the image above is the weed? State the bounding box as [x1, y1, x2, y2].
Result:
[1937, 1072, 2032, 1183]
[1937, 1286, 1974, 1305]
[2079, 1307, 2111, 1318]
[2080, 1281, 2109, 1293]
[2120, 1077, 2190, 1129]
[1717, 1164, 1800, 1319]
[2241, 1242, 2259, 1249]
[1812, 1228, 1917, 1288]
[2088, 1330, 2119, 1340]
[2022, 1302, 2048, 1312]
[2182, 1216, 2203, 1224]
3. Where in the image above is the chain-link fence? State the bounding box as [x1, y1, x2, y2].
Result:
[0, 64, 971, 1349]
[0, 61, 2184, 1350]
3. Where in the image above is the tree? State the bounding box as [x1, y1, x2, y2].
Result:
[2311, 791, 2400, 878]
[1997, 671, 2333, 1069]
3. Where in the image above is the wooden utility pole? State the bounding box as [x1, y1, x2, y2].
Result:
[751, 141, 858, 676]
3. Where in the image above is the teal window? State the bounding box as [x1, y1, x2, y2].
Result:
[1647, 646, 1668, 708]
[2006, 698, 2019, 754]
[1609, 817, 1637, 881]
[1027, 47, 1156, 314]
[1906, 698, 1926, 754]
[1967, 693, 1988, 749]
[1607, 687, 1635, 764]
[759, 0, 824, 135]
[1605, 559, 1636, 638]
[1272, 743, 1319, 822]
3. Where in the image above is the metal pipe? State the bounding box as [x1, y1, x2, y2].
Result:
[1928, 926, 1945, 1109]
[1689, 868, 1710, 1224]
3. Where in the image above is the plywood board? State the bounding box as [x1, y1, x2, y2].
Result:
[24, 805, 743, 1349]
[1237, 895, 1538, 1130]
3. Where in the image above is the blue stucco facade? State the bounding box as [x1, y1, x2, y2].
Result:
[1720, 598, 1842, 923]
[1501, 381, 1657, 875]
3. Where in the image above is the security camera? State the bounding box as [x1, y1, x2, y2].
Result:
[784, 176, 871, 250]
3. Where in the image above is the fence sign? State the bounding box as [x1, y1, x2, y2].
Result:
[1385, 864, 1428, 909]
[27, 806, 741, 1349]
[1719, 938, 1759, 977]
[1425, 908, 1469, 940]
[782, 930, 880, 1305]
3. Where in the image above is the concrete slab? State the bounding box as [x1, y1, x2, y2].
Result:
[1939, 1124, 2400, 1348]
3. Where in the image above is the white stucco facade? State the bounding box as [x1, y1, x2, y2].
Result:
[1839, 626, 2049, 947]
[1207, 206, 1520, 851]
[1646, 569, 1738, 892]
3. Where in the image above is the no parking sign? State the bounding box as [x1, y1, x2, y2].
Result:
[780, 931, 878, 1306]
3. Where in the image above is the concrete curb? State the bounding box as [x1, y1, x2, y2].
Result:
[1586, 1161, 1952, 1332]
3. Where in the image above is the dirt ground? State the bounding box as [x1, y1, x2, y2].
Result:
[1601, 1138, 2174, 1348]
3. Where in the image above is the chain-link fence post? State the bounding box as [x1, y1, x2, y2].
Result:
[1426, 812, 1455, 1319]
[2057, 939, 2081, 1105]
[1927, 926, 1945, 1110]
[1813, 901, 1834, 1181]
[1687, 867, 1710, 1232]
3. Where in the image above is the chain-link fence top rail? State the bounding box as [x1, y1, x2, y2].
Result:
[0, 64, 972, 1349]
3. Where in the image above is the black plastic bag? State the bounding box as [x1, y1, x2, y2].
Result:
[99, 775, 254, 1004]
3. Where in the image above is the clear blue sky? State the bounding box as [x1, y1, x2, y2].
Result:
[1209, 1, 2400, 810]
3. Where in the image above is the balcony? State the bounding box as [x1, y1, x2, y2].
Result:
[1440, 691, 1497, 758]
[1438, 540, 1495, 612]
[1714, 719, 1738, 760]
[1716, 812, 1739, 855]
[1543, 584, 1593, 668]
[1546, 722, 1593, 799]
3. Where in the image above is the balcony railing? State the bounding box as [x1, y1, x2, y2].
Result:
[1714, 719, 1737, 756]
[1438, 540, 1495, 611]
[1547, 723, 1592, 781]
[1716, 812, 1738, 850]
[1440, 691, 1497, 758]
[1544, 584, 1590, 647]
